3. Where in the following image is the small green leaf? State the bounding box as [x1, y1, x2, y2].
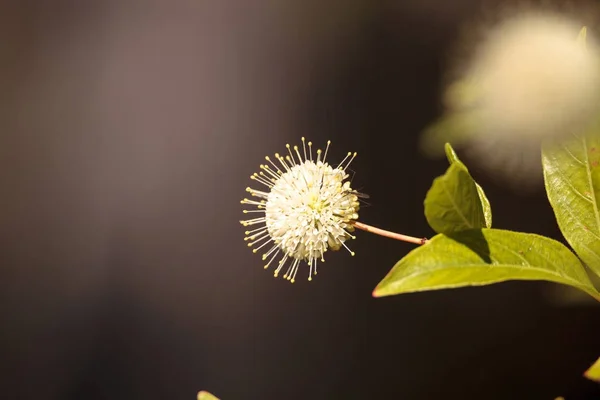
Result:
[373, 228, 600, 300]
[542, 133, 600, 278]
[198, 391, 220, 400]
[584, 357, 600, 383]
[424, 162, 485, 234]
[444, 143, 492, 227]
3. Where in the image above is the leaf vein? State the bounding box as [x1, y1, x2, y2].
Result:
[580, 137, 600, 234]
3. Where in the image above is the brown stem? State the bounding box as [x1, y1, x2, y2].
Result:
[352, 221, 428, 245]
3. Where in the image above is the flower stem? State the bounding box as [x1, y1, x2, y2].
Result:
[352, 221, 428, 245]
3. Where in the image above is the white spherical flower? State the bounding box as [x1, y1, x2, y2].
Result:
[240, 138, 361, 283]
[436, 11, 600, 187]
[469, 13, 600, 141]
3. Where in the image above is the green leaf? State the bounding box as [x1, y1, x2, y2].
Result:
[424, 146, 490, 234]
[542, 133, 600, 278]
[584, 357, 600, 383]
[198, 391, 220, 400]
[373, 228, 600, 300]
[444, 143, 492, 228]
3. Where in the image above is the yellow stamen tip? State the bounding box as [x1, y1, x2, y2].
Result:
[252, 249, 258, 253]
[308, 277, 312, 281]
[264, 265, 269, 269]
[351, 252, 356, 256]
[243, 210, 248, 213]
[291, 279, 295, 283]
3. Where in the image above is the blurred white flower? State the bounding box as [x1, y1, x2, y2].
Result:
[469, 13, 600, 141]
[240, 138, 360, 283]
[426, 11, 600, 187]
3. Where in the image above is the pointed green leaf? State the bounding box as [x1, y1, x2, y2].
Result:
[444, 143, 492, 227]
[373, 228, 600, 300]
[424, 147, 490, 234]
[542, 133, 600, 277]
[198, 391, 220, 400]
[584, 357, 600, 383]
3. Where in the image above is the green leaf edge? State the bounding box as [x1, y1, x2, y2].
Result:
[373, 229, 600, 301]
[198, 391, 220, 400]
[584, 357, 600, 383]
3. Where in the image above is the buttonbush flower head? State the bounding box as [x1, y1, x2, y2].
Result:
[423, 10, 600, 187]
[465, 12, 600, 142]
[240, 138, 361, 283]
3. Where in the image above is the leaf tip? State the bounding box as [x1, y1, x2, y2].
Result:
[584, 357, 600, 383]
[198, 391, 220, 400]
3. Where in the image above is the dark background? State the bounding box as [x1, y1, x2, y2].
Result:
[1, 1, 599, 399]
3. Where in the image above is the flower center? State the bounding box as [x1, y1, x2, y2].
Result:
[307, 191, 325, 214]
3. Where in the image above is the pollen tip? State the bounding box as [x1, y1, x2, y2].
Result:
[243, 210, 248, 214]
[294, 145, 298, 150]
[247, 243, 252, 247]
[301, 137, 305, 141]
[308, 141, 312, 146]
[274, 273, 278, 278]
[327, 140, 331, 144]
[308, 277, 312, 281]
[291, 279, 295, 283]
[263, 265, 269, 269]
[286, 144, 290, 148]
[244, 231, 250, 235]
[351, 251, 356, 256]
[252, 249, 258, 253]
